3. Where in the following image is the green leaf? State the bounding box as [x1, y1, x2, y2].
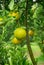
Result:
[38, 54, 44, 62]
[33, 4, 43, 19]
[5, 64, 9, 65]
[8, 0, 14, 10]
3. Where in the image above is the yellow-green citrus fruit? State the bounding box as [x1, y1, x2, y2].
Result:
[11, 37, 21, 44]
[0, 18, 4, 25]
[28, 30, 34, 36]
[0, 18, 3, 21]
[14, 28, 26, 39]
[8, 12, 20, 20]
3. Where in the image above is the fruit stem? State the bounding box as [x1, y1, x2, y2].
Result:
[25, 0, 37, 65]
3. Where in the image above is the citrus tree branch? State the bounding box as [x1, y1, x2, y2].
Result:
[25, 0, 37, 65]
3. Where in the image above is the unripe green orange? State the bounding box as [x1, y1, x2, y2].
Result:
[14, 28, 26, 39]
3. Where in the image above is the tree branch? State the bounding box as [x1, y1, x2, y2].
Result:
[25, 0, 37, 65]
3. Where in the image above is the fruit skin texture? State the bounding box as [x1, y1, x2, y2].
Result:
[12, 37, 21, 44]
[14, 28, 26, 39]
[28, 30, 34, 36]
